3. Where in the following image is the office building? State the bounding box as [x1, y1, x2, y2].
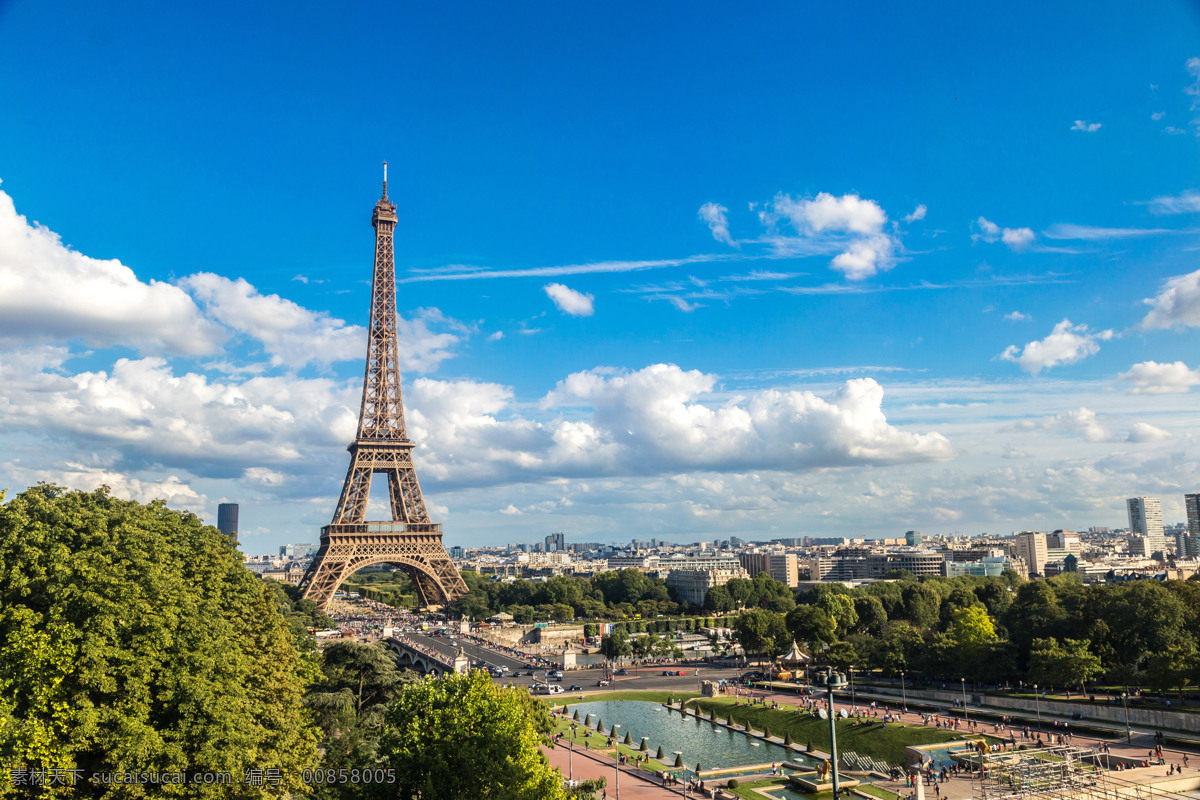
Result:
[1013, 531, 1049, 577]
[1187, 493, 1200, 537]
[905, 530, 923, 547]
[216, 503, 238, 544]
[544, 532, 565, 552]
[1127, 497, 1165, 558]
[450, 545, 465, 559]
[665, 568, 747, 607]
[739, 552, 800, 588]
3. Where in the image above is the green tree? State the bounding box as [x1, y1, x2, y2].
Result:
[306, 641, 420, 796]
[1145, 643, 1198, 697]
[823, 641, 860, 672]
[901, 583, 942, 630]
[873, 623, 923, 675]
[734, 609, 788, 664]
[379, 671, 565, 800]
[785, 605, 836, 649]
[852, 596, 888, 635]
[1026, 637, 1104, 691]
[600, 629, 632, 664]
[0, 485, 319, 798]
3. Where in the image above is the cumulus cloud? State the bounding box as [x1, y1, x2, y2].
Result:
[1119, 360, 1200, 393]
[1139, 268, 1200, 329]
[904, 204, 927, 223]
[0, 186, 223, 354]
[698, 202, 736, 246]
[181, 274, 466, 372]
[543, 283, 595, 316]
[1007, 407, 1116, 442]
[1126, 422, 1172, 443]
[759, 192, 897, 280]
[973, 217, 1035, 250]
[1070, 120, 1102, 132]
[400, 365, 956, 487]
[0, 354, 359, 478]
[1003, 311, 1030, 322]
[999, 319, 1114, 375]
[487, 331, 504, 342]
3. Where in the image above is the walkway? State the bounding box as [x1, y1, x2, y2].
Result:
[543, 739, 727, 799]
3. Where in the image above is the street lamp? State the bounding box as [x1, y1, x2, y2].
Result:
[900, 671, 908, 714]
[1121, 692, 1131, 743]
[849, 665, 856, 708]
[822, 669, 849, 800]
[961, 678, 970, 726]
[1033, 684, 1042, 735]
[569, 723, 575, 782]
[612, 725, 621, 799]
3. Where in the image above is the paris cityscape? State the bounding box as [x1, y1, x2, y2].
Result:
[2, 3, 1200, 800]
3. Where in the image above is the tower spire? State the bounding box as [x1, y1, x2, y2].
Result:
[382, 160, 388, 200]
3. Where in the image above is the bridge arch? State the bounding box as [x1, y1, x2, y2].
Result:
[299, 547, 458, 613]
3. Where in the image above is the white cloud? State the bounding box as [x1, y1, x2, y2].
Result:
[698, 202, 736, 246]
[543, 283, 595, 316]
[1070, 120, 1102, 132]
[666, 296, 701, 313]
[1126, 422, 1171, 443]
[1119, 360, 1200, 394]
[1007, 407, 1115, 442]
[1146, 190, 1200, 215]
[1043, 223, 1173, 240]
[759, 192, 897, 280]
[0, 186, 224, 354]
[487, 331, 504, 342]
[973, 217, 1035, 250]
[1139, 268, 1200, 330]
[1152, 111, 1166, 121]
[999, 318, 1114, 375]
[904, 204, 927, 223]
[181, 273, 363, 368]
[1001, 227, 1036, 249]
[1003, 311, 1030, 322]
[0, 354, 359, 478]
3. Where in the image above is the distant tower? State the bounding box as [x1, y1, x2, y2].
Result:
[297, 165, 468, 611]
[1127, 497, 1165, 558]
[1181, 493, 1200, 558]
[217, 503, 239, 544]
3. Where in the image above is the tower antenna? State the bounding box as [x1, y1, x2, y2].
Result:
[382, 161, 388, 199]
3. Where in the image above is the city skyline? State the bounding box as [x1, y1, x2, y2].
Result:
[2, 3, 1200, 550]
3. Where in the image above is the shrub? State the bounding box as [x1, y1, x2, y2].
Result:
[727, 778, 740, 789]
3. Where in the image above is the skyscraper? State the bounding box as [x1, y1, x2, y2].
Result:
[1013, 531, 1048, 577]
[217, 503, 239, 544]
[1127, 497, 1165, 558]
[1180, 493, 1200, 558]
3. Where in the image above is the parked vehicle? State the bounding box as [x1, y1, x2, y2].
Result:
[615, 668, 627, 676]
[568, 684, 582, 691]
[596, 679, 610, 687]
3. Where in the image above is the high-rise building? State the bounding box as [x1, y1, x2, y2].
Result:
[1013, 531, 1049, 577]
[739, 553, 800, 588]
[1127, 497, 1165, 558]
[905, 530, 923, 547]
[544, 532, 565, 552]
[217, 503, 239, 544]
[450, 545, 465, 559]
[1186, 493, 1200, 537]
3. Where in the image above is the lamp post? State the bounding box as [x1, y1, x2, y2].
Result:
[849, 665, 856, 708]
[612, 725, 621, 799]
[823, 670, 849, 800]
[1122, 692, 1131, 743]
[569, 724, 575, 782]
[961, 678, 970, 726]
[1033, 684, 1042, 735]
[900, 671, 908, 714]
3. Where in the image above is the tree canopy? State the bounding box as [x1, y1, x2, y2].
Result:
[0, 485, 319, 798]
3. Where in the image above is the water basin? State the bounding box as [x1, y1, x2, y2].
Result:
[566, 700, 809, 773]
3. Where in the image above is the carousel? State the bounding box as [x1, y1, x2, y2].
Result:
[774, 640, 811, 681]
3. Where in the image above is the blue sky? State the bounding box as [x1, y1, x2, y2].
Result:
[2, 2, 1199, 551]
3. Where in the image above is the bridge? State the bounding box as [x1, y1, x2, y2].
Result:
[383, 636, 469, 676]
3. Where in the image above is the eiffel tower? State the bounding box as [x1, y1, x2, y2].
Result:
[298, 165, 468, 612]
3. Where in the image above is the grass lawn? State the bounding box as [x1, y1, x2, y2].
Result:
[856, 785, 901, 800]
[684, 697, 975, 765]
[722, 777, 789, 800]
[549, 717, 674, 771]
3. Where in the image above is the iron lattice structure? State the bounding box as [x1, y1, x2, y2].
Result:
[299, 166, 468, 611]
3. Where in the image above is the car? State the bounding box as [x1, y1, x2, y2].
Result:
[551, 675, 562, 682]
[596, 679, 610, 687]
[568, 684, 582, 691]
[547, 685, 564, 694]
[615, 668, 627, 676]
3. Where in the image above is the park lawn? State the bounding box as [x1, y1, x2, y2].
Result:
[856, 785, 901, 800]
[684, 698, 973, 765]
[722, 777, 789, 800]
